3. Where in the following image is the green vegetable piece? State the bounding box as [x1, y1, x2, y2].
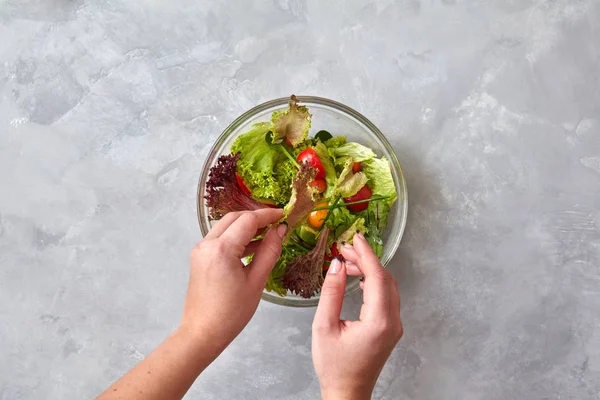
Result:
[271, 95, 312, 147]
[325, 205, 358, 239]
[297, 225, 318, 245]
[314, 130, 333, 142]
[231, 122, 297, 205]
[337, 218, 368, 245]
[335, 158, 369, 198]
[330, 142, 377, 162]
[264, 130, 274, 144]
[363, 157, 397, 206]
[324, 136, 347, 149]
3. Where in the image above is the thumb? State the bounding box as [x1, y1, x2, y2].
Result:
[313, 258, 347, 330]
[248, 223, 286, 286]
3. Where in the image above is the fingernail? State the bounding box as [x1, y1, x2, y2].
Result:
[359, 276, 365, 282]
[329, 257, 341, 274]
[341, 241, 346, 246]
[355, 230, 364, 240]
[342, 241, 353, 248]
[276, 223, 288, 238]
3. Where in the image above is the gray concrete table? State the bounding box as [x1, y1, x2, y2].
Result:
[1, 1, 599, 399]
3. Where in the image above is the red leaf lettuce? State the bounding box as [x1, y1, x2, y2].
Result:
[281, 226, 330, 298]
[204, 153, 267, 220]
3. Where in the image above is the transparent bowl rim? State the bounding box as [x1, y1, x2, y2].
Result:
[197, 95, 408, 307]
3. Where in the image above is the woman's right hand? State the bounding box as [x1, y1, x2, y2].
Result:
[312, 232, 403, 400]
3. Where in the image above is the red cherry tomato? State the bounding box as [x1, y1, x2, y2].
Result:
[352, 162, 362, 173]
[296, 148, 325, 180]
[331, 242, 343, 260]
[236, 173, 252, 196]
[344, 185, 372, 212]
[323, 252, 332, 271]
[309, 179, 327, 194]
[323, 243, 343, 271]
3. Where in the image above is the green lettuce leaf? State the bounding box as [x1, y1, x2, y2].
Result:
[271, 95, 312, 147]
[312, 141, 337, 198]
[231, 122, 297, 205]
[336, 217, 368, 244]
[325, 205, 358, 239]
[363, 157, 396, 206]
[335, 158, 369, 198]
[325, 136, 347, 149]
[330, 141, 376, 162]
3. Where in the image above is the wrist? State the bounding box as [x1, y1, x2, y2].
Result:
[178, 318, 233, 352]
[173, 324, 229, 371]
[321, 387, 372, 400]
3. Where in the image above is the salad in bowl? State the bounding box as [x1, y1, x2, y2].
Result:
[200, 95, 404, 303]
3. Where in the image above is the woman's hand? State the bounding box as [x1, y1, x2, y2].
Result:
[312, 232, 403, 400]
[181, 208, 287, 350]
[97, 208, 286, 400]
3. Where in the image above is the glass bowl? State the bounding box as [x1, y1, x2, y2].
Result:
[197, 96, 408, 307]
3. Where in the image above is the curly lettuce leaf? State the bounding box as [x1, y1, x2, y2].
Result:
[336, 217, 368, 245]
[330, 142, 376, 162]
[325, 136, 346, 149]
[265, 244, 308, 297]
[281, 226, 330, 298]
[363, 157, 396, 206]
[271, 95, 312, 147]
[204, 153, 268, 220]
[231, 122, 297, 205]
[282, 164, 318, 241]
[335, 158, 369, 198]
[312, 141, 337, 198]
[325, 206, 358, 240]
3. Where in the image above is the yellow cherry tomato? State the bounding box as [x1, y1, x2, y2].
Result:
[308, 201, 328, 229]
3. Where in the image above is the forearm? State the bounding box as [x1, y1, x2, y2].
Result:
[97, 327, 221, 400]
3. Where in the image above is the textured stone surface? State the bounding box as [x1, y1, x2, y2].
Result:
[1, 1, 600, 399]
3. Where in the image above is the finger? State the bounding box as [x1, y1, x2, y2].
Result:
[204, 211, 242, 240]
[352, 232, 392, 321]
[247, 224, 286, 287]
[339, 242, 360, 265]
[313, 258, 346, 331]
[345, 261, 363, 276]
[352, 232, 384, 277]
[207, 208, 283, 240]
[220, 209, 284, 250]
[360, 280, 365, 290]
[242, 240, 262, 258]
